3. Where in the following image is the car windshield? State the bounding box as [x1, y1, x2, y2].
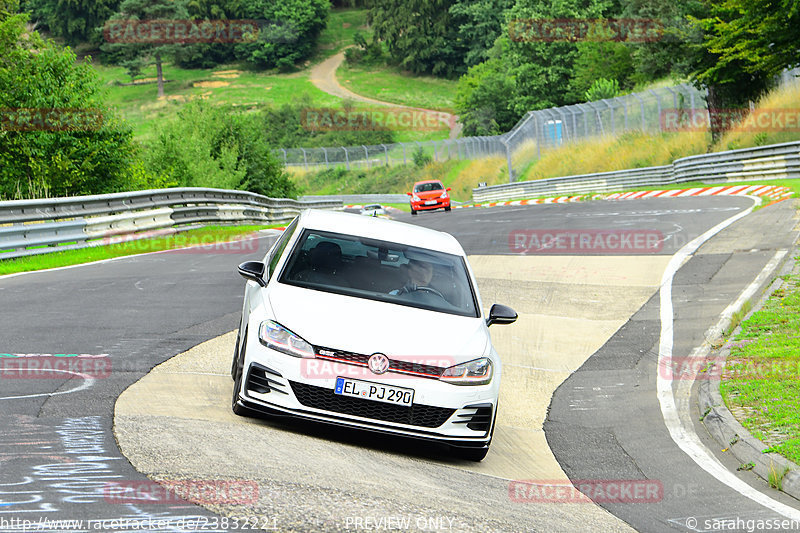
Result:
[414, 182, 443, 193]
[279, 229, 479, 317]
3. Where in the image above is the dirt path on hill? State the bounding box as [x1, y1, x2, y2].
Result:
[310, 51, 463, 140]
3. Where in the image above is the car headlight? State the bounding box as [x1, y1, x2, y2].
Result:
[258, 320, 315, 358]
[439, 192, 448, 198]
[440, 358, 493, 385]
[412, 195, 420, 202]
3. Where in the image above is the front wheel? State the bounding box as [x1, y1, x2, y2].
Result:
[444, 206, 451, 212]
[231, 329, 253, 417]
[231, 323, 242, 380]
[410, 208, 418, 216]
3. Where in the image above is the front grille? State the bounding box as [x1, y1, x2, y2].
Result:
[289, 381, 455, 428]
[453, 404, 493, 433]
[315, 347, 446, 379]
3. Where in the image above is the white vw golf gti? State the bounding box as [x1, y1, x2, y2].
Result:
[232, 210, 517, 460]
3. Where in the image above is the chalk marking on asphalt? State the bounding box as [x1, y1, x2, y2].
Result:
[0, 368, 96, 401]
[657, 196, 800, 520]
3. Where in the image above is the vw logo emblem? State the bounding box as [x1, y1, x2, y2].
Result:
[368, 353, 390, 375]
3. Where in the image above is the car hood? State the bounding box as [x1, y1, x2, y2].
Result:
[267, 283, 489, 364]
[415, 190, 445, 199]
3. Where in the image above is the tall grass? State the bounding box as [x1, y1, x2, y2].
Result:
[519, 131, 710, 182]
[715, 81, 800, 151]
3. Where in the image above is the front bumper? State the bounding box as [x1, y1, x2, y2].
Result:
[411, 198, 450, 211]
[237, 345, 497, 447]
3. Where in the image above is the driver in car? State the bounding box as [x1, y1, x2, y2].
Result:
[390, 258, 435, 295]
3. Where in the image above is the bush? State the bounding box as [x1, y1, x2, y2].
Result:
[412, 146, 432, 168]
[585, 78, 620, 101]
[235, 0, 330, 71]
[257, 96, 396, 149]
[455, 56, 518, 136]
[143, 101, 296, 198]
[345, 31, 384, 66]
[0, 13, 135, 199]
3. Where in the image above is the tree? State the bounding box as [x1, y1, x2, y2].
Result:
[235, 0, 329, 71]
[568, 22, 634, 101]
[0, 10, 134, 198]
[172, 0, 241, 68]
[369, 0, 462, 77]
[652, 0, 774, 143]
[503, 0, 609, 115]
[454, 54, 516, 135]
[449, 0, 514, 70]
[101, 0, 190, 98]
[619, 0, 708, 85]
[144, 101, 297, 198]
[22, 0, 121, 46]
[700, 0, 799, 81]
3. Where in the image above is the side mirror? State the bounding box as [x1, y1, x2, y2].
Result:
[486, 304, 517, 327]
[406, 192, 413, 196]
[446, 187, 452, 191]
[238, 261, 267, 287]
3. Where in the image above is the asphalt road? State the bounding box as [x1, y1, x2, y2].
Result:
[1, 197, 797, 532]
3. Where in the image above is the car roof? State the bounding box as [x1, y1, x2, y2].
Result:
[413, 179, 443, 185]
[297, 210, 465, 256]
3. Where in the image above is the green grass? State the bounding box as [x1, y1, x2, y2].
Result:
[88, 8, 377, 143]
[93, 62, 342, 143]
[315, 8, 371, 60]
[720, 272, 800, 464]
[338, 64, 458, 112]
[0, 225, 276, 275]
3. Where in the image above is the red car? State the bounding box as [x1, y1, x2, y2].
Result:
[407, 180, 451, 215]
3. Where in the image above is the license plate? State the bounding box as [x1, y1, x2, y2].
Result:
[425, 200, 437, 205]
[335, 377, 414, 407]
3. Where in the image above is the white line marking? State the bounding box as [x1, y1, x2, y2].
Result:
[657, 195, 800, 519]
[0, 368, 96, 400]
[0, 234, 277, 282]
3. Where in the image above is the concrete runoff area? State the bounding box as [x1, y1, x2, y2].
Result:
[114, 255, 671, 531]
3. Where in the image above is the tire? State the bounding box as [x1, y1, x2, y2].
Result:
[231, 329, 252, 417]
[444, 206, 451, 212]
[230, 323, 242, 380]
[410, 209, 418, 216]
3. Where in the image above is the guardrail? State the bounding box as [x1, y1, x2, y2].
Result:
[299, 194, 410, 205]
[0, 188, 341, 260]
[472, 141, 800, 202]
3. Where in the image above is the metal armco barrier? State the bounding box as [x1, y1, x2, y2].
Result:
[299, 194, 410, 204]
[472, 141, 800, 203]
[0, 187, 341, 260]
